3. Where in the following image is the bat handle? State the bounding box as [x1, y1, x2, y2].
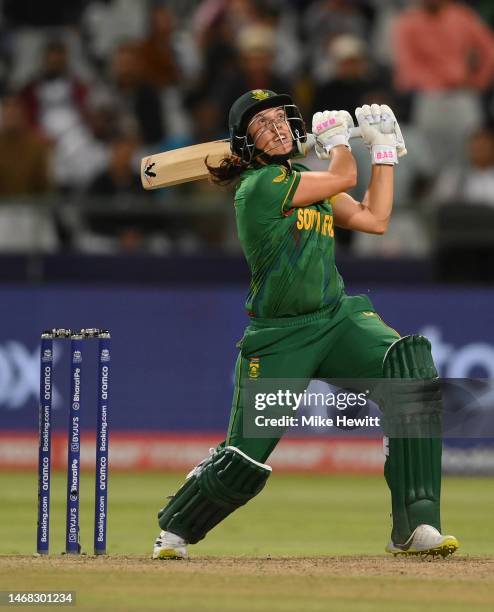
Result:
[348, 127, 361, 140]
[303, 130, 408, 158]
[299, 128, 362, 156]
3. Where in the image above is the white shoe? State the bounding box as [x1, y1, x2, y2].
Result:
[386, 524, 459, 558]
[152, 530, 188, 560]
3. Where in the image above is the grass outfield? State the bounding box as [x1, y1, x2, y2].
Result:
[1, 472, 493, 611]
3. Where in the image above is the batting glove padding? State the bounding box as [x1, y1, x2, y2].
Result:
[384, 104, 407, 159]
[312, 110, 354, 159]
[355, 104, 405, 165]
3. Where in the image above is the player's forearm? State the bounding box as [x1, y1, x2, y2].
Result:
[327, 145, 357, 185]
[293, 145, 357, 206]
[362, 165, 394, 233]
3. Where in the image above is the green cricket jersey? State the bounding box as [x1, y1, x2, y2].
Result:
[234, 162, 345, 318]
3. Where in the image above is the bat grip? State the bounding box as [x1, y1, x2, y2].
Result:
[302, 130, 407, 158]
[298, 129, 361, 156]
[303, 128, 361, 152]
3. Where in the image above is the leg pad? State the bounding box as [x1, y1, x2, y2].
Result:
[158, 446, 271, 544]
[381, 335, 442, 544]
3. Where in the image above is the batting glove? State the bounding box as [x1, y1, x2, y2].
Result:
[355, 104, 401, 165]
[312, 110, 354, 160]
[383, 104, 407, 159]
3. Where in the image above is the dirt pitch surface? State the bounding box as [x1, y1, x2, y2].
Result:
[2, 555, 494, 611]
[2, 554, 494, 577]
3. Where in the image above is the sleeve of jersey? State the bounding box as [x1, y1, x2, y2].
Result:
[241, 166, 301, 220]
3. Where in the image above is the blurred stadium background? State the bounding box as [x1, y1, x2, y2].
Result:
[1, 0, 494, 490]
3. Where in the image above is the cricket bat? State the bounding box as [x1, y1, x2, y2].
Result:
[141, 128, 362, 190]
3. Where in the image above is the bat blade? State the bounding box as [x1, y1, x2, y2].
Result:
[141, 140, 231, 189]
[141, 128, 363, 190]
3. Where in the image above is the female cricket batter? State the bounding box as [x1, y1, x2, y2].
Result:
[153, 90, 459, 560]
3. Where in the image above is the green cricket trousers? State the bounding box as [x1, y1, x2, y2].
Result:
[226, 294, 400, 461]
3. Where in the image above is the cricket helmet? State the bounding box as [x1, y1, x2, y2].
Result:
[228, 89, 307, 162]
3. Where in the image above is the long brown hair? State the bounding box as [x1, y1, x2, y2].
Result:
[205, 155, 250, 186]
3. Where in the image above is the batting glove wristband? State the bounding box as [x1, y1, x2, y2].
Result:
[312, 110, 354, 159]
[355, 104, 400, 165]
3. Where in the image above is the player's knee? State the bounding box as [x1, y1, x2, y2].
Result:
[380, 335, 441, 437]
[382, 334, 438, 379]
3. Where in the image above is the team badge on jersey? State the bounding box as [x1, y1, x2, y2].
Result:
[248, 356, 261, 379]
[272, 167, 288, 183]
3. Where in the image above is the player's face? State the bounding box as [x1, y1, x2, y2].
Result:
[247, 107, 293, 156]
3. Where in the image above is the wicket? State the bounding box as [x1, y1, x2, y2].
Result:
[36, 328, 111, 556]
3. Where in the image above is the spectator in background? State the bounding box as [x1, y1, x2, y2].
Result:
[81, 0, 149, 70]
[186, 93, 224, 142]
[431, 125, 494, 281]
[87, 129, 141, 198]
[0, 93, 52, 196]
[310, 34, 391, 118]
[191, 0, 260, 104]
[134, 4, 180, 88]
[303, 0, 375, 82]
[20, 39, 88, 138]
[0, 92, 57, 252]
[221, 0, 302, 81]
[215, 24, 294, 121]
[85, 91, 121, 146]
[106, 43, 164, 147]
[18, 39, 106, 191]
[432, 127, 494, 205]
[192, 0, 300, 99]
[393, 0, 494, 170]
[86, 128, 146, 252]
[85, 127, 178, 254]
[134, 4, 193, 149]
[369, 0, 406, 72]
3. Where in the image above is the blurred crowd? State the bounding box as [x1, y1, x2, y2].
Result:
[1, 0, 494, 260]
